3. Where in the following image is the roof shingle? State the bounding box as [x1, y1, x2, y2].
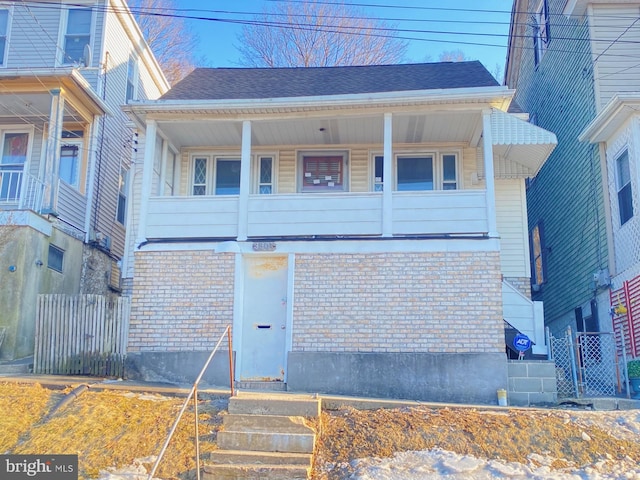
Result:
[161, 61, 499, 101]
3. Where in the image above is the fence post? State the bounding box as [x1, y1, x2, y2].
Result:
[546, 327, 552, 361]
[567, 327, 580, 398]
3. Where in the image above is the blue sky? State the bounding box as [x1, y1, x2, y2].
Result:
[174, 0, 513, 75]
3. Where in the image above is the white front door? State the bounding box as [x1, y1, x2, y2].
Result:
[240, 255, 288, 381]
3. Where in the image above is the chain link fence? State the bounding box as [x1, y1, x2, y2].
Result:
[550, 328, 625, 398]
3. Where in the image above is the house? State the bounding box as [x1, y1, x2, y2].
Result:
[122, 62, 556, 403]
[505, 0, 640, 338]
[0, 0, 169, 360]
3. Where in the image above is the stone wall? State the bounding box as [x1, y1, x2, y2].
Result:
[507, 360, 557, 406]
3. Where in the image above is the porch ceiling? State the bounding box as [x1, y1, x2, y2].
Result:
[156, 110, 485, 149]
[0, 92, 86, 124]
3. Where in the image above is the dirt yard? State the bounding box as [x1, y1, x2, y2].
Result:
[1, 382, 639, 479]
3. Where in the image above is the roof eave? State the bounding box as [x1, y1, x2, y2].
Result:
[124, 86, 515, 116]
[579, 94, 640, 143]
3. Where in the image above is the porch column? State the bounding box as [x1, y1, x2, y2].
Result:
[158, 138, 169, 196]
[42, 89, 64, 213]
[482, 110, 499, 237]
[237, 120, 251, 241]
[382, 113, 393, 237]
[136, 119, 157, 246]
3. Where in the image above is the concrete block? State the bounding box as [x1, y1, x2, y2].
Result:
[507, 391, 530, 406]
[217, 431, 315, 454]
[203, 463, 310, 480]
[542, 377, 558, 393]
[229, 393, 321, 418]
[223, 414, 314, 434]
[528, 392, 557, 405]
[512, 377, 542, 393]
[507, 362, 528, 377]
[525, 361, 556, 378]
[209, 450, 312, 466]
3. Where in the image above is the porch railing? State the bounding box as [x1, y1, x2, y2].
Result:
[145, 190, 489, 239]
[0, 170, 46, 212]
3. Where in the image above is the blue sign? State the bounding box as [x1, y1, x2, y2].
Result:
[513, 334, 532, 352]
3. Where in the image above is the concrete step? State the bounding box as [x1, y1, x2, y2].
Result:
[209, 449, 312, 466]
[236, 381, 287, 391]
[228, 392, 320, 418]
[223, 414, 313, 433]
[203, 463, 310, 480]
[217, 429, 315, 454]
[0, 362, 32, 375]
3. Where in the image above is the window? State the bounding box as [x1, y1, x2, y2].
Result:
[47, 245, 64, 273]
[530, 221, 546, 286]
[0, 131, 29, 201]
[191, 156, 241, 196]
[0, 9, 8, 66]
[59, 131, 83, 188]
[63, 8, 91, 64]
[533, 0, 550, 67]
[442, 154, 458, 190]
[616, 149, 634, 226]
[373, 155, 384, 191]
[397, 156, 433, 191]
[117, 167, 129, 224]
[299, 151, 348, 192]
[126, 56, 137, 102]
[257, 156, 274, 194]
[215, 159, 241, 195]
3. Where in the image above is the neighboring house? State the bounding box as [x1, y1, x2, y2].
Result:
[504, 0, 640, 337]
[0, 0, 169, 360]
[122, 61, 556, 403]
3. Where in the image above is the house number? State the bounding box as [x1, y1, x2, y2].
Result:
[252, 242, 276, 251]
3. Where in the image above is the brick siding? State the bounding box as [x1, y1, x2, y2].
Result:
[504, 276, 532, 299]
[128, 250, 235, 352]
[292, 251, 504, 353]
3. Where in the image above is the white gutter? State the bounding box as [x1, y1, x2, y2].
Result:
[125, 86, 515, 115]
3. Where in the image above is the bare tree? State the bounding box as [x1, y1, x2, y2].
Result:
[438, 49, 469, 62]
[128, 0, 198, 85]
[236, 1, 407, 67]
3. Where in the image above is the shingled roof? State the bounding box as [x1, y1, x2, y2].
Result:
[161, 61, 499, 101]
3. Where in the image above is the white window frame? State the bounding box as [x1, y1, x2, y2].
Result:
[615, 148, 634, 226]
[59, 6, 94, 66]
[297, 150, 349, 193]
[0, 127, 33, 202]
[252, 153, 278, 194]
[125, 55, 137, 102]
[59, 138, 83, 188]
[533, 0, 550, 67]
[190, 153, 242, 196]
[371, 149, 461, 192]
[0, 6, 13, 67]
[116, 166, 129, 225]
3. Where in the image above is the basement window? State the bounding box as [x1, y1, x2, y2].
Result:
[48, 245, 64, 273]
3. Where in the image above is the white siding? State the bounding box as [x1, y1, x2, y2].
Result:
[496, 178, 530, 278]
[591, 5, 640, 110]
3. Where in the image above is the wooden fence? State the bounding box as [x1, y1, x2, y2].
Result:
[610, 274, 640, 359]
[34, 294, 130, 376]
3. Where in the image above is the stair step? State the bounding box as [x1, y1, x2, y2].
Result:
[229, 393, 320, 418]
[223, 414, 313, 433]
[203, 463, 310, 480]
[236, 381, 287, 391]
[217, 430, 315, 454]
[0, 363, 31, 375]
[209, 449, 312, 466]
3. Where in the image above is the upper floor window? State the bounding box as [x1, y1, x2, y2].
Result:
[117, 167, 129, 224]
[0, 9, 9, 66]
[298, 151, 348, 192]
[191, 155, 241, 196]
[390, 152, 458, 191]
[530, 221, 546, 287]
[126, 56, 137, 102]
[59, 130, 83, 188]
[533, 0, 550, 67]
[616, 149, 634, 226]
[0, 131, 29, 202]
[63, 8, 92, 64]
[256, 155, 275, 194]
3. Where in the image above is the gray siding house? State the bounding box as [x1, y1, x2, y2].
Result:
[0, 0, 169, 360]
